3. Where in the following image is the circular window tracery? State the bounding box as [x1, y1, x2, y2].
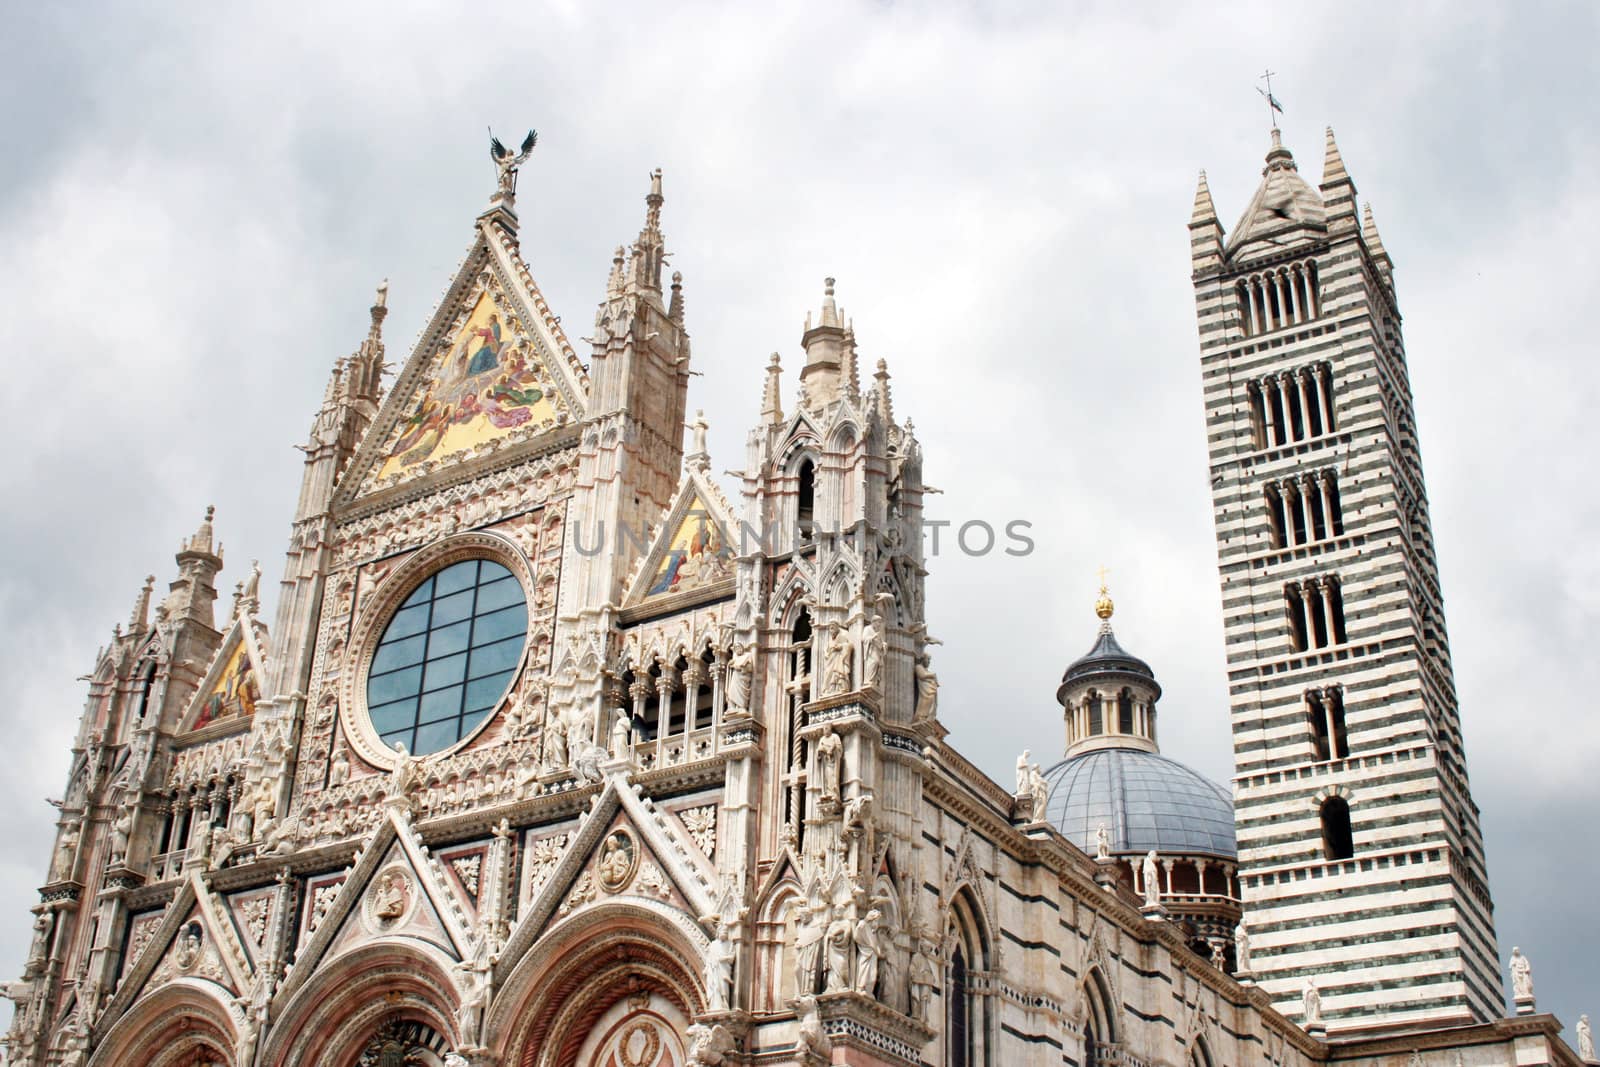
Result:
[365, 558, 527, 756]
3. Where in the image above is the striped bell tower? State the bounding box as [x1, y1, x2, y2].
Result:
[1189, 125, 1500, 1032]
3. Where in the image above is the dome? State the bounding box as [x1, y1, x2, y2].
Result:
[1056, 625, 1160, 705]
[1041, 748, 1235, 859]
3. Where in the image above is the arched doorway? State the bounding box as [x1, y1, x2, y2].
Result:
[571, 993, 689, 1067]
[351, 1016, 453, 1066]
[487, 900, 708, 1067]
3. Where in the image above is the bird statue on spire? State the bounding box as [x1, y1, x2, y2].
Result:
[488, 128, 538, 205]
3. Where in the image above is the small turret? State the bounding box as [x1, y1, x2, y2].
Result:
[128, 575, 155, 635]
[761, 352, 784, 426]
[1055, 580, 1162, 757]
[165, 506, 223, 629]
[799, 278, 847, 409]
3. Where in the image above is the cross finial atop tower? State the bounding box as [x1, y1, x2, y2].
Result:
[1257, 69, 1284, 132]
[1094, 567, 1114, 627]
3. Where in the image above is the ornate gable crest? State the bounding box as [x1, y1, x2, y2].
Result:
[622, 466, 738, 609]
[338, 218, 589, 507]
[107, 872, 253, 1017]
[178, 612, 267, 734]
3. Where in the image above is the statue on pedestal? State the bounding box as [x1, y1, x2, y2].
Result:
[1302, 979, 1322, 1027]
[1141, 850, 1161, 909]
[1510, 946, 1534, 1000]
[822, 624, 854, 696]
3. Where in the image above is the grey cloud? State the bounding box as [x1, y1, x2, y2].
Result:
[1, 0, 1594, 1038]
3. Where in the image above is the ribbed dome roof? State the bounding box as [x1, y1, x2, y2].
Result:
[1061, 628, 1155, 685]
[1057, 624, 1160, 705]
[1041, 748, 1235, 859]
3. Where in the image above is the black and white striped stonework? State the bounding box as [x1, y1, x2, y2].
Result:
[1188, 131, 1500, 1032]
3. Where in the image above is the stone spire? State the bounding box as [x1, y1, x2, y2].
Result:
[799, 278, 847, 409]
[346, 280, 388, 405]
[761, 352, 784, 425]
[1362, 203, 1392, 270]
[872, 358, 894, 425]
[166, 506, 223, 628]
[128, 575, 155, 635]
[669, 270, 685, 325]
[1319, 126, 1359, 230]
[183, 505, 218, 560]
[1189, 170, 1224, 273]
[840, 322, 861, 402]
[628, 168, 667, 297]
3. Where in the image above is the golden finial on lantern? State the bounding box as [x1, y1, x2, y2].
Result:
[1094, 565, 1114, 620]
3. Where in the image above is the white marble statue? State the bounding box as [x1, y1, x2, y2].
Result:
[543, 706, 569, 770]
[1576, 1013, 1594, 1061]
[853, 908, 881, 996]
[705, 921, 735, 1012]
[909, 938, 937, 1024]
[824, 904, 854, 993]
[1141, 850, 1161, 908]
[1015, 751, 1033, 796]
[1234, 921, 1251, 973]
[814, 729, 843, 805]
[913, 654, 939, 721]
[1510, 946, 1534, 1000]
[860, 614, 884, 691]
[1095, 823, 1111, 861]
[1303, 978, 1322, 1027]
[823, 623, 854, 695]
[1027, 761, 1049, 808]
[387, 742, 420, 799]
[793, 902, 826, 996]
[610, 708, 633, 759]
[724, 644, 754, 717]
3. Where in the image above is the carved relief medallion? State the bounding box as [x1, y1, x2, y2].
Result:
[365, 867, 416, 931]
[596, 829, 638, 893]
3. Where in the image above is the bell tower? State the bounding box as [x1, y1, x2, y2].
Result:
[1190, 125, 1499, 1031]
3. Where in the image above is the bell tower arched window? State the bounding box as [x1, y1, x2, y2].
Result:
[1320, 796, 1354, 860]
[797, 459, 816, 541]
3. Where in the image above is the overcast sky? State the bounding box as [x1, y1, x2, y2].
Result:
[1, 0, 1595, 1042]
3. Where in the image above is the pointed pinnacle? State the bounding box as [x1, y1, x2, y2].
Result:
[1362, 203, 1390, 261]
[1322, 126, 1349, 185]
[1190, 170, 1218, 225]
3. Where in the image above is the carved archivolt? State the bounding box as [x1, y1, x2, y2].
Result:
[262, 942, 460, 1067]
[487, 899, 709, 1066]
[84, 978, 237, 1067]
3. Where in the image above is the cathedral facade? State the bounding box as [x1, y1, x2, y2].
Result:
[2, 129, 1588, 1067]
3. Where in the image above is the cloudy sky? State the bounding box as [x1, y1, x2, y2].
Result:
[2, 0, 1595, 1041]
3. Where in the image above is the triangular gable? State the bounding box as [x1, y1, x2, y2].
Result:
[495, 774, 716, 984]
[322, 839, 458, 962]
[337, 219, 589, 507]
[622, 468, 739, 608]
[179, 613, 267, 734]
[274, 806, 471, 1011]
[106, 872, 252, 1018]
